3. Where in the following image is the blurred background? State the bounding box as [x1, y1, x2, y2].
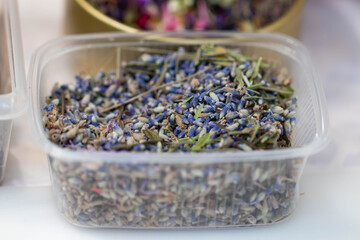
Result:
[63, 0, 304, 36]
[1, 0, 360, 239]
[13, 0, 360, 185]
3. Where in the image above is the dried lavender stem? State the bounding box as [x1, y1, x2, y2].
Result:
[60, 90, 65, 116]
[155, 59, 168, 87]
[100, 67, 210, 113]
[124, 68, 155, 76]
[116, 47, 121, 81]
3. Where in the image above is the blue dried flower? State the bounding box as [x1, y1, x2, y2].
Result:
[203, 106, 215, 113]
[43, 102, 55, 112]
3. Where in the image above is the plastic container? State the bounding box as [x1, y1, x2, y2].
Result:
[28, 32, 329, 228]
[0, 0, 27, 183]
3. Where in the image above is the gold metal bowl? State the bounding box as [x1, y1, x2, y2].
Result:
[64, 0, 305, 38]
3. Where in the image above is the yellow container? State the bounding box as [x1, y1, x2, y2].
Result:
[64, 0, 305, 38]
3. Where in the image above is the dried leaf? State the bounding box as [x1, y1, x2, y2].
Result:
[155, 60, 168, 87]
[247, 82, 264, 90]
[251, 57, 262, 80]
[143, 129, 161, 142]
[279, 86, 294, 98]
[194, 47, 202, 66]
[191, 132, 213, 151]
[235, 67, 244, 87]
[250, 124, 260, 143]
[180, 96, 193, 105]
[208, 58, 233, 67]
[258, 86, 294, 98]
[194, 103, 204, 120]
[228, 127, 253, 136]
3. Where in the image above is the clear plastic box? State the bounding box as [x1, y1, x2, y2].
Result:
[28, 32, 329, 228]
[0, 0, 27, 183]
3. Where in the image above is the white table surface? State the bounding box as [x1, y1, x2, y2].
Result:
[1, 0, 360, 239]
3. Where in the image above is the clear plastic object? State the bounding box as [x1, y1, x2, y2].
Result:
[0, 0, 27, 183]
[28, 32, 329, 228]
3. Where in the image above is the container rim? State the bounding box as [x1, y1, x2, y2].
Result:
[28, 32, 329, 163]
[0, 0, 27, 120]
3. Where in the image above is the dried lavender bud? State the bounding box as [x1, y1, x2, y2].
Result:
[43, 45, 296, 153]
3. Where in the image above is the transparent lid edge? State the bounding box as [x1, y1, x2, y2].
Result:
[0, 0, 27, 120]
